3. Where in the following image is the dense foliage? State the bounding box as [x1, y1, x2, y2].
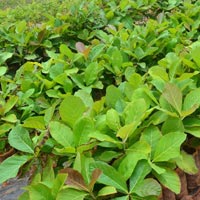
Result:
[1, 0, 200, 199]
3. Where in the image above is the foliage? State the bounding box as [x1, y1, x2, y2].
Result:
[1, 0, 200, 199]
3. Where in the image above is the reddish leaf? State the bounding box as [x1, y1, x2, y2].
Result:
[89, 169, 102, 191]
[59, 168, 88, 191]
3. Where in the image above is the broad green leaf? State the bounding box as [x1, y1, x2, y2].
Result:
[0, 66, 7, 76]
[176, 151, 198, 174]
[90, 161, 128, 193]
[140, 126, 162, 158]
[153, 132, 186, 162]
[191, 42, 200, 66]
[112, 196, 129, 200]
[106, 85, 123, 108]
[8, 125, 34, 154]
[97, 186, 117, 197]
[1, 114, 17, 123]
[123, 99, 147, 124]
[0, 155, 31, 184]
[185, 127, 200, 137]
[27, 183, 54, 200]
[106, 109, 121, 131]
[0, 52, 13, 64]
[59, 95, 86, 127]
[60, 44, 73, 59]
[162, 83, 182, 115]
[183, 88, 200, 111]
[75, 90, 93, 108]
[119, 141, 151, 180]
[49, 121, 74, 147]
[52, 173, 68, 198]
[57, 188, 87, 200]
[149, 162, 166, 174]
[117, 122, 139, 141]
[74, 117, 94, 147]
[0, 123, 14, 135]
[4, 95, 18, 114]
[148, 66, 169, 81]
[89, 43, 105, 60]
[15, 21, 26, 33]
[161, 117, 184, 134]
[23, 116, 45, 130]
[129, 160, 152, 193]
[111, 48, 123, 74]
[134, 178, 161, 197]
[154, 168, 181, 194]
[84, 62, 99, 85]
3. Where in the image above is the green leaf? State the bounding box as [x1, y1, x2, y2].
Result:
[15, 21, 26, 33]
[49, 121, 74, 147]
[176, 151, 198, 174]
[162, 83, 182, 115]
[129, 160, 152, 193]
[152, 132, 186, 162]
[148, 66, 169, 81]
[23, 116, 45, 130]
[118, 141, 151, 180]
[154, 168, 181, 194]
[97, 186, 117, 197]
[4, 95, 18, 114]
[183, 88, 200, 111]
[106, 109, 121, 131]
[74, 117, 94, 147]
[134, 178, 161, 197]
[57, 188, 87, 200]
[106, 85, 123, 108]
[140, 126, 162, 158]
[59, 95, 86, 127]
[123, 99, 147, 124]
[0, 66, 7, 76]
[27, 183, 54, 200]
[111, 48, 123, 74]
[0, 123, 14, 135]
[89, 43, 105, 60]
[8, 125, 34, 154]
[117, 122, 136, 140]
[161, 117, 184, 134]
[90, 161, 128, 193]
[84, 62, 99, 85]
[0, 155, 31, 184]
[60, 44, 73, 59]
[191, 42, 200, 66]
[1, 114, 17, 123]
[0, 52, 13, 64]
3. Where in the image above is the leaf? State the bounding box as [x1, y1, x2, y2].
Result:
[106, 85, 123, 108]
[1, 114, 17, 123]
[90, 161, 128, 193]
[183, 88, 200, 111]
[162, 83, 182, 115]
[60, 44, 73, 59]
[191, 42, 200, 66]
[8, 125, 34, 154]
[152, 132, 186, 162]
[57, 188, 87, 200]
[176, 151, 198, 174]
[161, 117, 184, 134]
[134, 178, 161, 197]
[140, 125, 162, 158]
[89, 43, 105, 60]
[0, 123, 14, 135]
[148, 66, 169, 81]
[49, 121, 74, 147]
[0, 155, 31, 184]
[88, 169, 102, 191]
[0, 66, 7, 76]
[118, 141, 151, 180]
[27, 183, 54, 200]
[123, 99, 147, 124]
[59, 168, 88, 191]
[117, 122, 136, 140]
[4, 95, 18, 114]
[154, 168, 181, 194]
[97, 186, 117, 197]
[74, 117, 94, 147]
[84, 62, 99, 85]
[129, 160, 152, 193]
[111, 48, 123, 74]
[59, 95, 86, 127]
[23, 116, 45, 130]
[106, 109, 121, 131]
[0, 52, 13, 64]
